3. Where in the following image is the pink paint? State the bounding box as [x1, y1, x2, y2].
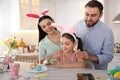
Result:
[51, 23, 64, 31]
[9, 63, 20, 79]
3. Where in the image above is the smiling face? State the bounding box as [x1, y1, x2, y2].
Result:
[61, 33, 76, 53]
[61, 37, 75, 53]
[39, 19, 55, 34]
[84, 6, 103, 27]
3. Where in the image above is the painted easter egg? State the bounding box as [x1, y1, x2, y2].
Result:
[50, 58, 54, 64]
[114, 66, 120, 71]
[108, 69, 118, 76]
[36, 65, 42, 71]
[114, 71, 120, 78]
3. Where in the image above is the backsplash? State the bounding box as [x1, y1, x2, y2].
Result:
[9, 30, 39, 49]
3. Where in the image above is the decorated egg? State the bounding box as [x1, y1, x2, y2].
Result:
[34, 63, 38, 68]
[108, 69, 118, 76]
[50, 58, 54, 64]
[36, 65, 42, 71]
[114, 66, 120, 71]
[114, 71, 120, 78]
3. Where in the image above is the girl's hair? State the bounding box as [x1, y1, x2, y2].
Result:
[37, 15, 55, 42]
[62, 33, 83, 51]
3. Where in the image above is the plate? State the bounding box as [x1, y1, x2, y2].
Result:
[28, 64, 47, 73]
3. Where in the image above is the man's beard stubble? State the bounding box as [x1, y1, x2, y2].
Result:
[85, 19, 99, 27]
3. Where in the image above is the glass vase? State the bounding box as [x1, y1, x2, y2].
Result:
[7, 48, 14, 57]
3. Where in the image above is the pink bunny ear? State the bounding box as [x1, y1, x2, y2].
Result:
[26, 9, 49, 19]
[26, 13, 40, 18]
[66, 26, 76, 33]
[51, 23, 64, 31]
[41, 9, 49, 15]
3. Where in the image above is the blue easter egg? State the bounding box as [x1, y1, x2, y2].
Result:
[36, 65, 42, 71]
[114, 66, 120, 71]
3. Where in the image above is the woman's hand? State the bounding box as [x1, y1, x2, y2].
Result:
[45, 54, 52, 61]
[51, 58, 62, 67]
[43, 54, 53, 65]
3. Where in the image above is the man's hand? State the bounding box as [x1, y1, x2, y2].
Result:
[76, 49, 89, 60]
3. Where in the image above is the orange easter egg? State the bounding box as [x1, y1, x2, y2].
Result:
[34, 63, 38, 68]
[114, 71, 120, 78]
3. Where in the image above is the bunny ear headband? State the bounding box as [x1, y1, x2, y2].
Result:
[26, 9, 49, 18]
[51, 23, 78, 51]
[51, 23, 77, 42]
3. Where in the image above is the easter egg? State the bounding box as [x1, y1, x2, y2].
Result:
[34, 63, 38, 68]
[114, 66, 120, 71]
[50, 58, 54, 64]
[36, 65, 42, 71]
[108, 69, 118, 76]
[114, 71, 120, 78]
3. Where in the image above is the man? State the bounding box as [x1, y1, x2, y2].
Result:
[75, 0, 114, 70]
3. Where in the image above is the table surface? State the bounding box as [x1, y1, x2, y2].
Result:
[0, 62, 108, 80]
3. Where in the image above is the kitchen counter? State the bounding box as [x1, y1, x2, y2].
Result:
[0, 62, 108, 80]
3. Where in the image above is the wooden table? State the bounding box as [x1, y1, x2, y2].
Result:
[0, 62, 108, 80]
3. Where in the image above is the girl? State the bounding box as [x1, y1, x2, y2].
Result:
[38, 15, 61, 64]
[52, 33, 85, 68]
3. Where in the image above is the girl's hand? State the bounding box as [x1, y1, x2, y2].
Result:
[52, 58, 62, 67]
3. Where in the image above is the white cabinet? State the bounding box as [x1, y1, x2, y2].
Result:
[108, 54, 120, 70]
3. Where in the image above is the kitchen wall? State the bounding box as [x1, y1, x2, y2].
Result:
[0, 0, 10, 40]
[0, 0, 19, 40]
[104, 0, 120, 43]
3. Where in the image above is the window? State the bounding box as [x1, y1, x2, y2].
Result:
[19, 0, 104, 30]
[20, 0, 39, 30]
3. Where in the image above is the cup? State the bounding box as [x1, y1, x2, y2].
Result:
[3, 56, 13, 65]
[9, 63, 20, 79]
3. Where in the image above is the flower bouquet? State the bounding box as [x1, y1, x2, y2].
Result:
[0, 37, 18, 56]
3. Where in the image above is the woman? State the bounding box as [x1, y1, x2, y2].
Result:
[38, 15, 61, 64]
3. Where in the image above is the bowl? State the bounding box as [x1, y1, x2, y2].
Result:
[107, 75, 120, 80]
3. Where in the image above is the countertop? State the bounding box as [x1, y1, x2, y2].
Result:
[0, 62, 108, 80]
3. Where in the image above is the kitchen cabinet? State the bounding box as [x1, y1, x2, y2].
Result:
[108, 53, 120, 70]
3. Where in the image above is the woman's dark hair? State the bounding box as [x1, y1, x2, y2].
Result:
[62, 33, 83, 51]
[85, 0, 103, 14]
[37, 15, 54, 43]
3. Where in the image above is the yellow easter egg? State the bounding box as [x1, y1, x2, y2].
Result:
[114, 71, 120, 78]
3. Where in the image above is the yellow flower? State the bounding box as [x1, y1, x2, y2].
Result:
[0, 37, 18, 49]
